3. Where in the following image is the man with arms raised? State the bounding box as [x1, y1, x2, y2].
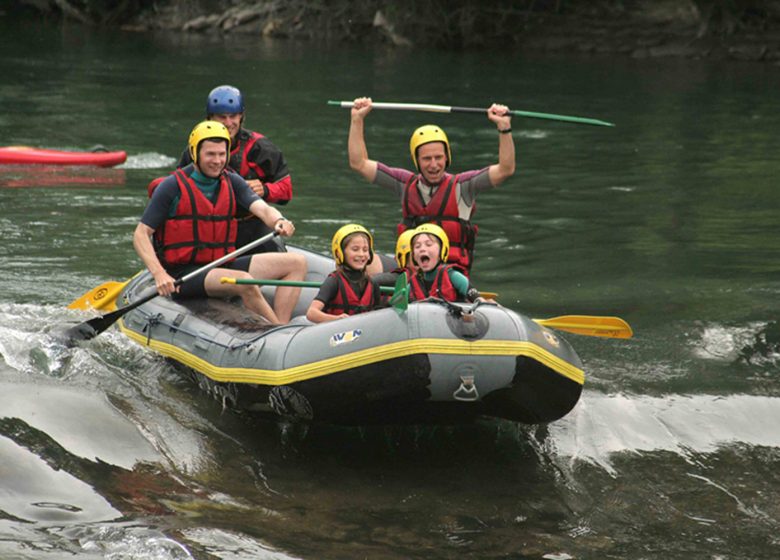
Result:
[348, 97, 516, 275]
[135, 121, 306, 324]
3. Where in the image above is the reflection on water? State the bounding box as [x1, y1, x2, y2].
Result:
[0, 165, 126, 188]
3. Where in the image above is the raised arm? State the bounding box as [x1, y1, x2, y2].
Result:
[348, 97, 379, 182]
[486, 103, 516, 186]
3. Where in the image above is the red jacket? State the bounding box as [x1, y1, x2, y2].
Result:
[324, 271, 380, 315]
[397, 173, 478, 272]
[409, 265, 460, 302]
[154, 168, 237, 266]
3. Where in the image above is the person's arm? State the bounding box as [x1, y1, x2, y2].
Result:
[307, 299, 346, 323]
[486, 103, 516, 186]
[306, 278, 346, 322]
[348, 97, 379, 182]
[133, 180, 181, 296]
[247, 198, 295, 237]
[447, 268, 491, 303]
[231, 174, 295, 237]
[133, 223, 177, 296]
[448, 268, 471, 300]
[245, 137, 292, 204]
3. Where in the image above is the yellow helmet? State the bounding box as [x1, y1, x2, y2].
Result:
[188, 120, 231, 165]
[395, 229, 416, 269]
[411, 223, 450, 263]
[409, 125, 451, 170]
[331, 223, 374, 266]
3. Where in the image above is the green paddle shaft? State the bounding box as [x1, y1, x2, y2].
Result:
[327, 100, 615, 127]
[223, 279, 632, 338]
[223, 277, 396, 294]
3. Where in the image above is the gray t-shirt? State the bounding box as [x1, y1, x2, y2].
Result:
[373, 163, 494, 221]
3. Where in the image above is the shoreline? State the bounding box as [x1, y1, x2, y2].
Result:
[126, 8, 780, 65]
[10, 1, 780, 64]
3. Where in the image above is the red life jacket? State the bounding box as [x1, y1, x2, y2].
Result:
[409, 265, 460, 302]
[323, 271, 380, 316]
[234, 130, 266, 179]
[396, 173, 478, 273]
[154, 168, 237, 266]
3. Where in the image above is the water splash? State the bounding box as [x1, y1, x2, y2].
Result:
[119, 153, 177, 170]
[546, 392, 780, 475]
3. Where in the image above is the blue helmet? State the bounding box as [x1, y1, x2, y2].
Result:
[206, 85, 244, 115]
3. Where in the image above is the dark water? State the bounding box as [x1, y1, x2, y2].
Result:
[2, 16, 780, 559]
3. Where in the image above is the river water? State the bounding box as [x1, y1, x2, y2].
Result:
[2, 15, 780, 560]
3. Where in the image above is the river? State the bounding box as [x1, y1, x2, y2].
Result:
[1, 15, 780, 560]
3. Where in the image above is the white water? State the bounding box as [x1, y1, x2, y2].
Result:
[548, 392, 780, 474]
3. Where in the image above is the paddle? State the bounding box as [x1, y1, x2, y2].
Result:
[328, 100, 615, 127]
[62, 231, 279, 344]
[221, 275, 411, 313]
[533, 315, 633, 339]
[387, 272, 409, 314]
[68, 280, 129, 312]
[221, 278, 629, 338]
[223, 277, 495, 298]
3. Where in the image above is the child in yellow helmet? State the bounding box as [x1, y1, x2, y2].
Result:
[307, 224, 382, 323]
[371, 228, 418, 293]
[408, 224, 482, 303]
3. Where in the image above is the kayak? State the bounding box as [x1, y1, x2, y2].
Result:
[114, 245, 585, 425]
[0, 166, 126, 188]
[0, 146, 127, 167]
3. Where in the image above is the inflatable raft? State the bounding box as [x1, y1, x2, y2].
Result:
[0, 146, 127, 167]
[115, 246, 584, 425]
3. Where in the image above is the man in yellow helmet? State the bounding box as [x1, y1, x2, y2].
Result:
[348, 96, 515, 274]
[134, 121, 307, 325]
[176, 85, 293, 255]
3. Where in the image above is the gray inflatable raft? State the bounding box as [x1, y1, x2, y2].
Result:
[116, 245, 584, 425]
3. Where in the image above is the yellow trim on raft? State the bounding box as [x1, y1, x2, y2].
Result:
[118, 319, 584, 386]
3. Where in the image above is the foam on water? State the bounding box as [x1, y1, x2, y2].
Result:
[547, 391, 780, 474]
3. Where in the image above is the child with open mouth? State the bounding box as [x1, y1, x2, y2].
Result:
[408, 224, 484, 303]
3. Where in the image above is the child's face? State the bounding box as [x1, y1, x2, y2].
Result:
[343, 234, 371, 270]
[412, 233, 441, 272]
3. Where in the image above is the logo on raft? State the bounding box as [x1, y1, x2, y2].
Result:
[543, 330, 560, 348]
[330, 328, 362, 347]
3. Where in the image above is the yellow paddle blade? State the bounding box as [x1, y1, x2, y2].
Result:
[533, 315, 633, 339]
[67, 280, 127, 312]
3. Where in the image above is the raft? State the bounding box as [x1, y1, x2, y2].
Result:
[0, 146, 127, 167]
[115, 246, 584, 425]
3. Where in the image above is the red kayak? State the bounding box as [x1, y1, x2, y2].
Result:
[0, 146, 127, 167]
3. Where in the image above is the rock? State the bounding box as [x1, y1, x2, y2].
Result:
[182, 14, 220, 32]
[728, 45, 768, 61]
[372, 10, 412, 47]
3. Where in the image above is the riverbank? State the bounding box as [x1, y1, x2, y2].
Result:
[121, 1, 780, 64]
[10, 0, 780, 63]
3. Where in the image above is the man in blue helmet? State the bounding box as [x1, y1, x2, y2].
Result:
[177, 85, 293, 254]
